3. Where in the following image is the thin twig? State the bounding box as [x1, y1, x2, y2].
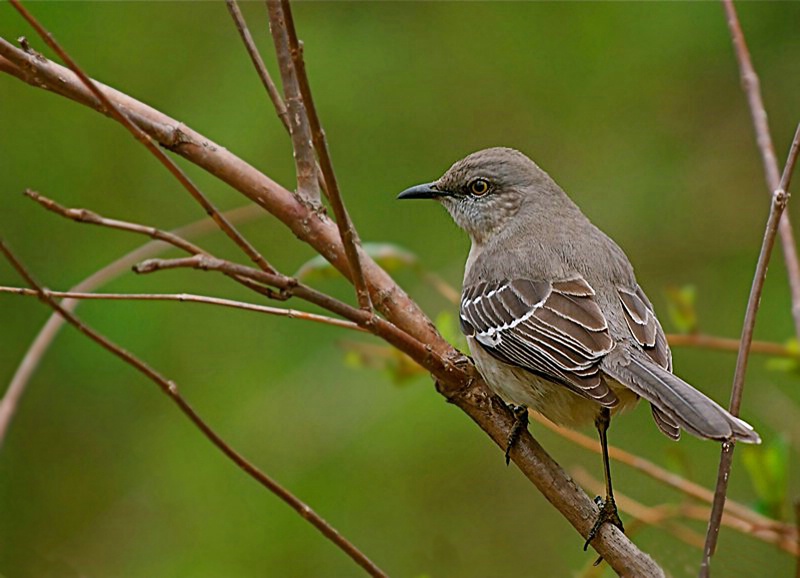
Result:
[224, 0, 328, 196]
[700, 124, 800, 577]
[531, 413, 790, 536]
[276, 0, 372, 311]
[667, 333, 800, 359]
[722, 0, 800, 341]
[0, 287, 364, 331]
[0, 204, 263, 448]
[265, 0, 319, 204]
[24, 189, 279, 300]
[225, 0, 289, 131]
[0, 240, 388, 578]
[8, 1, 276, 277]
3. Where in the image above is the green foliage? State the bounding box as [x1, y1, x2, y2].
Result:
[664, 285, 698, 334]
[295, 242, 418, 282]
[765, 338, 800, 374]
[742, 437, 790, 519]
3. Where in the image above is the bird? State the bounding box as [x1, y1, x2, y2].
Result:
[397, 147, 760, 551]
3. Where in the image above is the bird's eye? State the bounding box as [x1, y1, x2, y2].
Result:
[469, 178, 490, 197]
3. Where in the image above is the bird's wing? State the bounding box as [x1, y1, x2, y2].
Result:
[460, 276, 617, 407]
[617, 285, 680, 439]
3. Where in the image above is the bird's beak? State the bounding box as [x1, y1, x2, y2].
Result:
[397, 182, 446, 200]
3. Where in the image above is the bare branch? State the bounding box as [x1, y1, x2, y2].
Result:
[700, 123, 800, 577]
[265, 0, 319, 204]
[0, 204, 263, 448]
[534, 414, 797, 554]
[0, 287, 363, 331]
[667, 332, 800, 359]
[722, 0, 800, 341]
[8, 1, 276, 276]
[0, 31, 666, 572]
[275, 0, 372, 311]
[0, 239, 388, 578]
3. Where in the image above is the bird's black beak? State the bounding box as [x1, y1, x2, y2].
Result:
[397, 182, 445, 200]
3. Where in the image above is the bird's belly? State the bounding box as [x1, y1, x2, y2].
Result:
[468, 338, 638, 429]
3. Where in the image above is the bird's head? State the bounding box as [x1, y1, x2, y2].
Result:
[398, 147, 555, 244]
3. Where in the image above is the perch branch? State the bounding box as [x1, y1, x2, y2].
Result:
[0, 240, 388, 578]
[276, 0, 372, 311]
[0, 28, 665, 574]
[722, 0, 800, 341]
[700, 123, 800, 577]
[667, 333, 800, 359]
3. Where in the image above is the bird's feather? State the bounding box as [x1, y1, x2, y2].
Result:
[460, 275, 617, 406]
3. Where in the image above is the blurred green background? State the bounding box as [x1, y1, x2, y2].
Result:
[1, 2, 799, 577]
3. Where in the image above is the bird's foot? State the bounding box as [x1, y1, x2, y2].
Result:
[583, 494, 624, 563]
[504, 404, 529, 465]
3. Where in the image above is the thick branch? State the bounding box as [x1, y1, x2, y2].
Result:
[265, 1, 319, 204]
[0, 37, 664, 573]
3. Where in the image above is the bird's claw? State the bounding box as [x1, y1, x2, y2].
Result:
[504, 404, 529, 465]
[584, 494, 624, 564]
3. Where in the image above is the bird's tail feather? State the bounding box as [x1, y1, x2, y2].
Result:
[607, 354, 760, 444]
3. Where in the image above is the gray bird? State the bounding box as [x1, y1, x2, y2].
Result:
[398, 147, 760, 549]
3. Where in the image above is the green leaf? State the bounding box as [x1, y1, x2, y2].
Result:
[295, 243, 418, 282]
[765, 338, 800, 375]
[664, 284, 697, 334]
[742, 436, 789, 519]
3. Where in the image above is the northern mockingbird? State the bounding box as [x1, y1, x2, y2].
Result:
[398, 147, 760, 550]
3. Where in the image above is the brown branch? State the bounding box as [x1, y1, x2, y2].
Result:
[531, 414, 790, 537]
[0, 287, 363, 331]
[8, 2, 276, 277]
[24, 189, 281, 300]
[0, 204, 262, 448]
[265, 0, 319, 204]
[700, 123, 800, 577]
[0, 239, 388, 578]
[722, 0, 800, 342]
[0, 33, 666, 573]
[667, 333, 800, 359]
[276, 0, 372, 311]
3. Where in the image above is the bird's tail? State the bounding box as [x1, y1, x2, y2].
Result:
[606, 354, 760, 444]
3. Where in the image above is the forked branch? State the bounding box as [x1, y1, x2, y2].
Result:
[700, 123, 800, 577]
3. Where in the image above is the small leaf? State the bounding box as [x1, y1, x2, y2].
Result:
[742, 436, 789, 519]
[664, 285, 698, 334]
[765, 338, 800, 374]
[295, 243, 418, 282]
[338, 340, 426, 385]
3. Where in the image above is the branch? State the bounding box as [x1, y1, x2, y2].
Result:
[0, 287, 363, 331]
[224, 0, 289, 131]
[265, 0, 320, 204]
[0, 203, 262, 448]
[8, 1, 276, 277]
[0, 29, 665, 573]
[0, 240, 388, 578]
[700, 123, 800, 577]
[276, 0, 372, 311]
[666, 332, 800, 359]
[722, 0, 800, 341]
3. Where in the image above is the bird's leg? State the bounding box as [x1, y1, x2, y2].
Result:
[583, 408, 624, 558]
[504, 404, 529, 465]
